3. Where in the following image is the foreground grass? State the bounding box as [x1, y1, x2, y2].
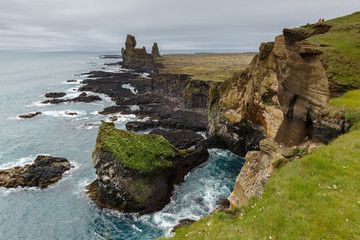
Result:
[165, 128, 360, 239]
[329, 89, 360, 129]
[156, 53, 254, 82]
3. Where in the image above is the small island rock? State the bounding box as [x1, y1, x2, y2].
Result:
[87, 121, 209, 214]
[0, 155, 71, 188]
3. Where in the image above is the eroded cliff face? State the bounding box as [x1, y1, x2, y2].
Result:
[208, 26, 351, 209]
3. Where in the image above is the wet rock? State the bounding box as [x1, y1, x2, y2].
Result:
[19, 112, 42, 118]
[41, 92, 101, 104]
[172, 219, 196, 232]
[65, 111, 78, 116]
[67, 80, 77, 83]
[149, 129, 204, 149]
[44, 92, 66, 98]
[0, 155, 71, 188]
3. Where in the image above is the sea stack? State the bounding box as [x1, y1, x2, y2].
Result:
[121, 34, 160, 71]
[87, 121, 208, 214]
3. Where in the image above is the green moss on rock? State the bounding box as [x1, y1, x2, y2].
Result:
[96, 121, 177, 173]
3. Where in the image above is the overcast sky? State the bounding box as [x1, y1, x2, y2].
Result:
[1, 0, 359, 52]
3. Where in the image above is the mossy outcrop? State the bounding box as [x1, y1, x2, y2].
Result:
[87, 121, 209, 214]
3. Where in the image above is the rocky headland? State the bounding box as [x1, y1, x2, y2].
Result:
[167, 11, 360, 239]
[206, 20, 356, 209]
[0, 155, 71, 188]
[86, 121, 208, 214]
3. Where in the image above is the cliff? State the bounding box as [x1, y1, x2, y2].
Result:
[168, 11, 360, 239]
[87, 121, 209, 214]
[207, 13, 360, 209]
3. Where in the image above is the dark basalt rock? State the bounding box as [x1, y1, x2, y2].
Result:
[149, 129, 204, 149]
[19, 112, 42, 119]
[44, 92, 66, 98]
[41, 92, 101, 104]
[0, 155, 71, 188]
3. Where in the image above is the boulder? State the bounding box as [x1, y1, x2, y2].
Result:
[19, 112, 42, 118]
[0, 155, 71, 188]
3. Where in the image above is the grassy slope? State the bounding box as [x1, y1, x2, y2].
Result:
[166, 12, 360, 240]
[167, 129, 360, 239]
[96, 122, 176, 173]
[302, 12, 360, 88]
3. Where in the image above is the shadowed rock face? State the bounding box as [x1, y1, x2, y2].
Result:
[0, 155, 71, 188]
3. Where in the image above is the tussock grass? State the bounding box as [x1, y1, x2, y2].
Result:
[156, 53, 254, 82]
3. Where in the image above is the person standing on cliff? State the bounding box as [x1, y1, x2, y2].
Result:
[322, 18, 325, 22]
[319, 18, 322, 22]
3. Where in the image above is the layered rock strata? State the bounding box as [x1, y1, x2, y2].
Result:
[0, 155, 71, 188]
[87, 122, 209, 214]
[208, 24, 352, 209]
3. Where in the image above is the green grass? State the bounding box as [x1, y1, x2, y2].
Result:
[329, 89, 360, 128]
[95, 121, 177, 173]
[305, 12, 360, 88]
[166, 129, 360, 239]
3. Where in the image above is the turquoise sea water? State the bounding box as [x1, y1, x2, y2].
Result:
[0, 51, 244, 240]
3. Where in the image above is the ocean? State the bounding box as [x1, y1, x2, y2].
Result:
[0, 51, 244, 240]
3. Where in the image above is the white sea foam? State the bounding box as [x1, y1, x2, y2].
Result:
[25, 101, 51, 107]
[141, 72, 150, 79]
[122, 84, 138, 94]
[90, 111, 99, 115]
[131, 224, 143, 232]
[42, 110, 86, 118]
[0, 155, 36, 169]
[129, 105, 140, 111]
[77, 122, 101, 130]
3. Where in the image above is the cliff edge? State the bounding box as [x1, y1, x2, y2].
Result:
[168, 11, 360, 240]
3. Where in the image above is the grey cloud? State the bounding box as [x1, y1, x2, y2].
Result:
[0, 0, 360, 51]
